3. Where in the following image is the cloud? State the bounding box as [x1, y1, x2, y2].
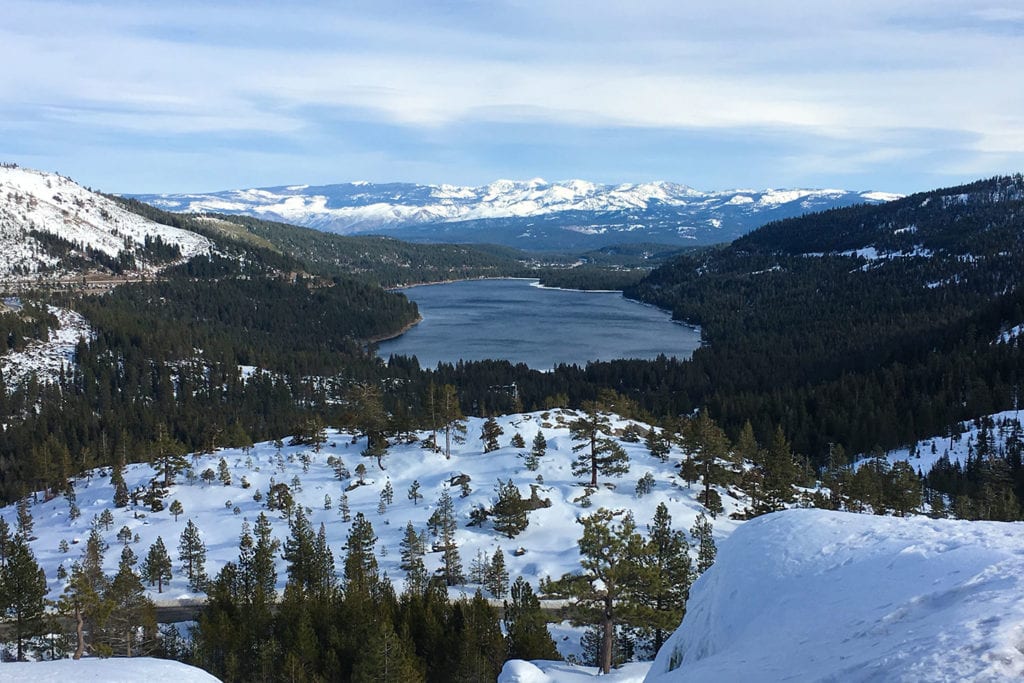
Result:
[1, 0, 1021, 192]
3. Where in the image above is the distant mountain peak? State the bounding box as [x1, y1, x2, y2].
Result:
[132, 177, 901, 250]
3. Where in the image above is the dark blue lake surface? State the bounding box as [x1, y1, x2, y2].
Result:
[377, 278, 700, 369]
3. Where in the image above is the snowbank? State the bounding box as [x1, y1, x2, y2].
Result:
[500, 659, 651, 683]
[645, 509, 1024, 682]
[0, 657, 220, 682]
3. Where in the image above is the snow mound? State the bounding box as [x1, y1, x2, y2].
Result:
[0, 656, 221, 682]
[645, 509, 1024, 683]
[500, 659, 651, 683]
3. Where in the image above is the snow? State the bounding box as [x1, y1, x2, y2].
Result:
[645, 509, 1024, 683]
[0, 166, 214, 278]
[996, 323, 1024, 345]
[1, 411, 741, 606]
[862, 191, 904, 202]
[0, 657, 221, 682]
[132, 179, 898, 236]
[500, 659, 651, 683]
[0, 305, 91, 386]
[865, 409, 1023, 474]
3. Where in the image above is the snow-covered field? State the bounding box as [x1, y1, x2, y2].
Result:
[0, 305, 91, 386]
[1, 411, 738, 608]
[0, 166, 213, 277]
[1, 656, 220, 682]
[644, 509, 1024, 682]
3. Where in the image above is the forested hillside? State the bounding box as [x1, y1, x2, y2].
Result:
[626, 175, 1024, 497]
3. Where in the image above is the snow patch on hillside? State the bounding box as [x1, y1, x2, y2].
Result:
[1, 411, 740, 605]
[0, 305, 91, 386]
[0, 166, 214, 277]
[645, 509, 1024, 683]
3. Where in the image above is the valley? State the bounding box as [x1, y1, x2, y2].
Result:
[1, 165, 1023, 681]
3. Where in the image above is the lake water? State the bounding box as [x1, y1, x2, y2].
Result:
[377, 278, 700, 369]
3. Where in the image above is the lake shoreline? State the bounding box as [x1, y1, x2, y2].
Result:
[377, 278, 701, 369]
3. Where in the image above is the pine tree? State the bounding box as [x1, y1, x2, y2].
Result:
[570, 403, 630, 486]
[762, 426, 798, 510]
[645, 426, 671, 461]
[343, 512, 379, 591]
[217, 457, 232, 486]
[151, 424, 188, 488]
[382, 479, 395, 505]
[117, 525, 133, 545]
[504, 576, 560, 661]
[428, 489, 463, 585]
[98, 508, 114, 531]
[339, 491, 352, 521]
[492, 479, 529, 538]
[407, 480, 422, 506]
[399, 522, 428, 593]
[282, 507, 316, 593]
[352, 616, 425, 683]
[0, 517, 11, 568]
[16, 498, 33, 539]
[438, 384, 466, 459]
[485, 548, 509, 598]
[169, 499, 184, 521]
[481, 417, 504, 453]
[511, 432, 526, 449]
[691, 512, 716, 575]
[681, 409, 733, 516]
[632, 503, 693, 652]
[105, 546, 155, 657]
[542, 507, 645, 675]
[178, 519, 207, 590]
[526, 431, 547, 471]
[252, 512, 280, 601]
[111, 458, 130, 508]
[0, 534, 47, 660]
[141, 536, 172, 593]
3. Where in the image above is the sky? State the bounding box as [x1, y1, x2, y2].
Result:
[2, 1, 1022, 194]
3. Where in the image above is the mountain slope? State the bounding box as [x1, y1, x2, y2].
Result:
[645, 509, 1024, 682]
[131, 178, 898, 250]
[0, 165, 214, 279]
[624, 174, 1024, 461]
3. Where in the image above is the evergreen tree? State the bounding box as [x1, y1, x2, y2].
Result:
[504, 576, 560, 661]
[141, 536, 172, 593]
[492, 479, 529, 538]
[16, 498, 33, 539]
[343, 512, 379, 591]
[282, 507, 316, 593]
[178, 519, 207, 590]
[352, 616, 425, 683]
[111, 458, 130, 508]
[451, 591, 507, 682]
[0, 517, 11, 568]
[645, 426, 671, 462]
[169, 499, 184, 521]
[632, 503, 693, 652]
[382, 479, 395, 505]
[438, 384, 466, 459]
[0, 534, 47, 660]
[428, 489, 463, 585]
[399, 522, 428, 593]
[681, 409, 733, 516]
[481, 417, 504, 453]
[762, 426, 799, 510]
[339, 491, 352, 521]
[484, 548, 509, 598]
[691, 512, 717, 575]
[217, 457, 232, 486]
[526, 431, 547, 471]
[151, 424, 189, 488]
[510, 432, 526, 449]
[570, 403, 630, 486]
[251, 512, 280, 601]
[542, 508, 645, 675]
[407, 480, 422, 505]
[105, 546, 155, 657]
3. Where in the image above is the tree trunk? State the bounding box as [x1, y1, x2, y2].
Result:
[601, 607, 613, 675]
[73, 602, 85, 660]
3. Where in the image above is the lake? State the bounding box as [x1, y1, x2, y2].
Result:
[376, 278, 700, 369]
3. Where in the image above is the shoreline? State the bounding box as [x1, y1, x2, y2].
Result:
[366, 314, 423, 344]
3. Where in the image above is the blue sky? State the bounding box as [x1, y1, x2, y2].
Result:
[2, 0, 1022, 194]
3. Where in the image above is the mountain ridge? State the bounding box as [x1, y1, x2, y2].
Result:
[131, 178, 901, 250]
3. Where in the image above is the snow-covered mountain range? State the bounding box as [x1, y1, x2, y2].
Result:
[132, 179, 901, 250]
[0, 165, 213, 281]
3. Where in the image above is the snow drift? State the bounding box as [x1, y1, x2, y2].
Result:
[645, 509, 1024, 682]
[1, 656, 221, 682]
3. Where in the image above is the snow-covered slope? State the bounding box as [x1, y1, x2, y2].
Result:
[1, 656, 221, 682]
[0, 165, 213, 278]
[132, 179, 899, 249]
[1, 411, 739, 604]
[645, 509, 1024, 683]
[0, 304, 91, 387]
